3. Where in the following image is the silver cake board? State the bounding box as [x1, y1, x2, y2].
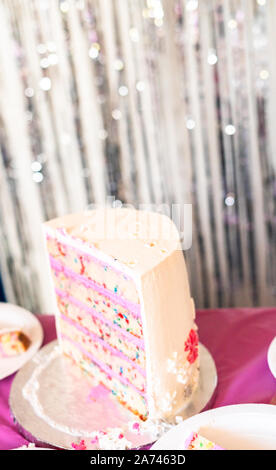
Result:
[10, 341, 217, 450]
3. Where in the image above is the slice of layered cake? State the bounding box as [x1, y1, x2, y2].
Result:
[0, 329, 30, 357]
[184, 432, 224, 450]
[43, 208, 199, 421]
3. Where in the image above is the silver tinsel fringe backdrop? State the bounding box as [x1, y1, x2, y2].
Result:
[0, 0, 275, 313]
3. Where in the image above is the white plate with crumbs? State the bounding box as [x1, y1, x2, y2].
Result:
[268, 337, 276, 379]
[0, 303, 43, 380]
[152, 404, 276, 450]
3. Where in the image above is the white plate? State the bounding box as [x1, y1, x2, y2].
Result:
[0, 303, 43, 380]
[268, 337, 276, 379]
[152, 404, 276, 450]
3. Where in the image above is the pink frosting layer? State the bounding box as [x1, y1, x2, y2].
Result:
[50, 256, 141, 318]
[60, 313, 146, 377]
[61, 333, 147, 399]
[55, 287, 145, 350]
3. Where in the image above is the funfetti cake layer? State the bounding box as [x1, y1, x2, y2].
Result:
[43, 208, 199, 421]
[0, 330, 30, 357]
[184, 432, 224, 450]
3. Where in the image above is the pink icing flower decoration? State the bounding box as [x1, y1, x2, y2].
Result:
[184, 329, 199, 364]
[71, 439, 87, 450]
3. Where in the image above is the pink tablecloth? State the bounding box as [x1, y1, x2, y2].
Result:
[0, 308, 275, 450]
